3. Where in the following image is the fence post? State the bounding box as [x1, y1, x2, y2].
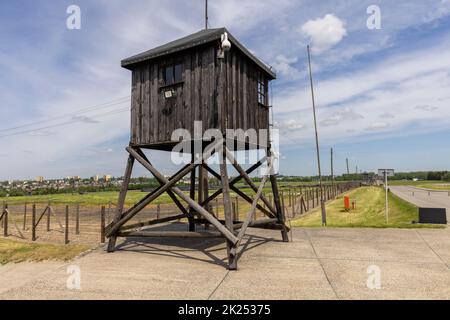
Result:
[3, 203, 8, 237]
[235, 197, 239, 220]
[23, 202, 27, 230]
[75, 203, 80, 235]
[232, 202, 237, 221]
[100, 206, 106, 244]
[64, 205, 69, 245]
[32, 204, 36, 241]
[157, 204, 161, 220]
[46, 201, 51, 232]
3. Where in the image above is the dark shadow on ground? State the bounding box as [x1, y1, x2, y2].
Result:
[114, 222, 280, 268]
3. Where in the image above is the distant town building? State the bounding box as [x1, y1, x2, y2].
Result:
[104, 175, 112, 182]
[35, 176, 44, 183]
[92, 175, 99, 182]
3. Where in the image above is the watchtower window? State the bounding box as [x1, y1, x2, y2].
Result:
[257, 73, 266, 105]
[163, 63, 183, 85]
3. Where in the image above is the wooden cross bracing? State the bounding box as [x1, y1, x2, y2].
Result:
[106, 139, 289, 270]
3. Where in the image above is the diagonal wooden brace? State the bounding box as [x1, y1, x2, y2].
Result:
[134, 148, 190, 216]
[105, 162, 196, 237]
[200, 157, 267, 208]
[224, 147, 277, 215]
[126, 144, 238, 245]
[201, 163, 275, 219]
[233, 158, 274, 251]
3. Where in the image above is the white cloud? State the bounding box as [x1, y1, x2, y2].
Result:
[320, 107, 364, 126]
[286, 119, 304, 130]
[300, 14, 347, 53]
[366, 122, 390, 131]
[274, 37, 450, 146]
[415, 105, 439, 112]
[379, 113, 395, 119]
[272, 55, 302, 79]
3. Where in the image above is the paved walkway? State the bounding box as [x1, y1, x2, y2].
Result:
[1, 226, 449, 300]
[390, 186, 450, 222]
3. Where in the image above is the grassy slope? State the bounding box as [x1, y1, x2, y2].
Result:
[291, 186, 444, 228]
[0, 239, 90, 264]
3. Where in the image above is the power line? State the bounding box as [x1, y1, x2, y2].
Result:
[0, 96, 130, 133]
[0, 106, 129, 138]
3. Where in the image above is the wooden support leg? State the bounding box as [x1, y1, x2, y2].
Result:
[189, 158, 196, 232]
[266, 148, 289, 243]
[219, 145, 237, 270]
[107, 154, 134, 252]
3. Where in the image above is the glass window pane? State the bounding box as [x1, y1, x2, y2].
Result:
[174, 64, 182, 82]
[165, 66, 174, 84]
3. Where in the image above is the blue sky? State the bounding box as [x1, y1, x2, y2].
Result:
[0, 0, 450, 180]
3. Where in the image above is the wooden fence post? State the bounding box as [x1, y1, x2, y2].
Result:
[235, 197, 239, 220]
[3, 203, 8, 237]
[23, 202, 27, 230]
[32, 204, 36, 241]
[157, 204, 161, 220]
[232, 202, 237, 221]
[100, 206, 106, 244]
[75, 203, 80, 235]
[64, 205, 69, 245]
[46, 201, 51, 232]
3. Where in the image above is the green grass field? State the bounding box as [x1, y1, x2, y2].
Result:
[0, 181, 336, 206]
[0, 239, 90, 264]
[291, 186, 444, 228]
[388, 180, 450, 190]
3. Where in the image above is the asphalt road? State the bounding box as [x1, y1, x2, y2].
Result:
[1, 226, 449, 300]
[390, 186, 450, 223]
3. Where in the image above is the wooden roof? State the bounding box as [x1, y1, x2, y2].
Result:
[121, 27, 276, 79]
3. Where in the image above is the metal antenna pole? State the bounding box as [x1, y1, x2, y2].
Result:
[205, 0, 209, 30]
[385, 171, 389, 224]
[331, 148, 334, 186]
[307, 45, 326, 226]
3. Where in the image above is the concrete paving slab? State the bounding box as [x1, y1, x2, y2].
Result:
[0, 262, 63, 295]
[210, 256, 337, 300]
[321, 259, 450, 300]
[305, 229, 443, 264]
[0, 226, 449, 300]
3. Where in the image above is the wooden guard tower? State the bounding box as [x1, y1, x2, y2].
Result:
[106, 28, 289, 270]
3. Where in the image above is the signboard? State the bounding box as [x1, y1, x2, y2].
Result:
[378, 169, 394, 177]
[419, 208, 447, 224]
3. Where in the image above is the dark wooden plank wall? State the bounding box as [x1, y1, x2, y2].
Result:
[130, 44, 270, 147]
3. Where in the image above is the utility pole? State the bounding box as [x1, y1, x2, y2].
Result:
[385, 171, 389, 224]
[330, 148, 334, 185]
[205, 0, 208, 30]
[307, 45, 326, 226]
[346, 158, 350, 175]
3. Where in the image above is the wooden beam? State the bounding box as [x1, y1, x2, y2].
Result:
[201, 163, 275, 218]
[135, 148, 190, 217]
[233, 159, 273, 249]
[107, 154, 135, 251]
[219, 144, 237, 270]
[125, 143, 238, 245]
[120, 213, 189, 232]
[224, 148, 277, 215]
[105, 159, 198, 238]
[117, 230, 224, 239]
[200, 157, 267, 207]
[230, 185, 276, 219]
[233, 218, 278, 229]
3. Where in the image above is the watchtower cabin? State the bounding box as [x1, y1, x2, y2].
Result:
[122, 27, 275, 149]
[106, 28, 289, 270]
